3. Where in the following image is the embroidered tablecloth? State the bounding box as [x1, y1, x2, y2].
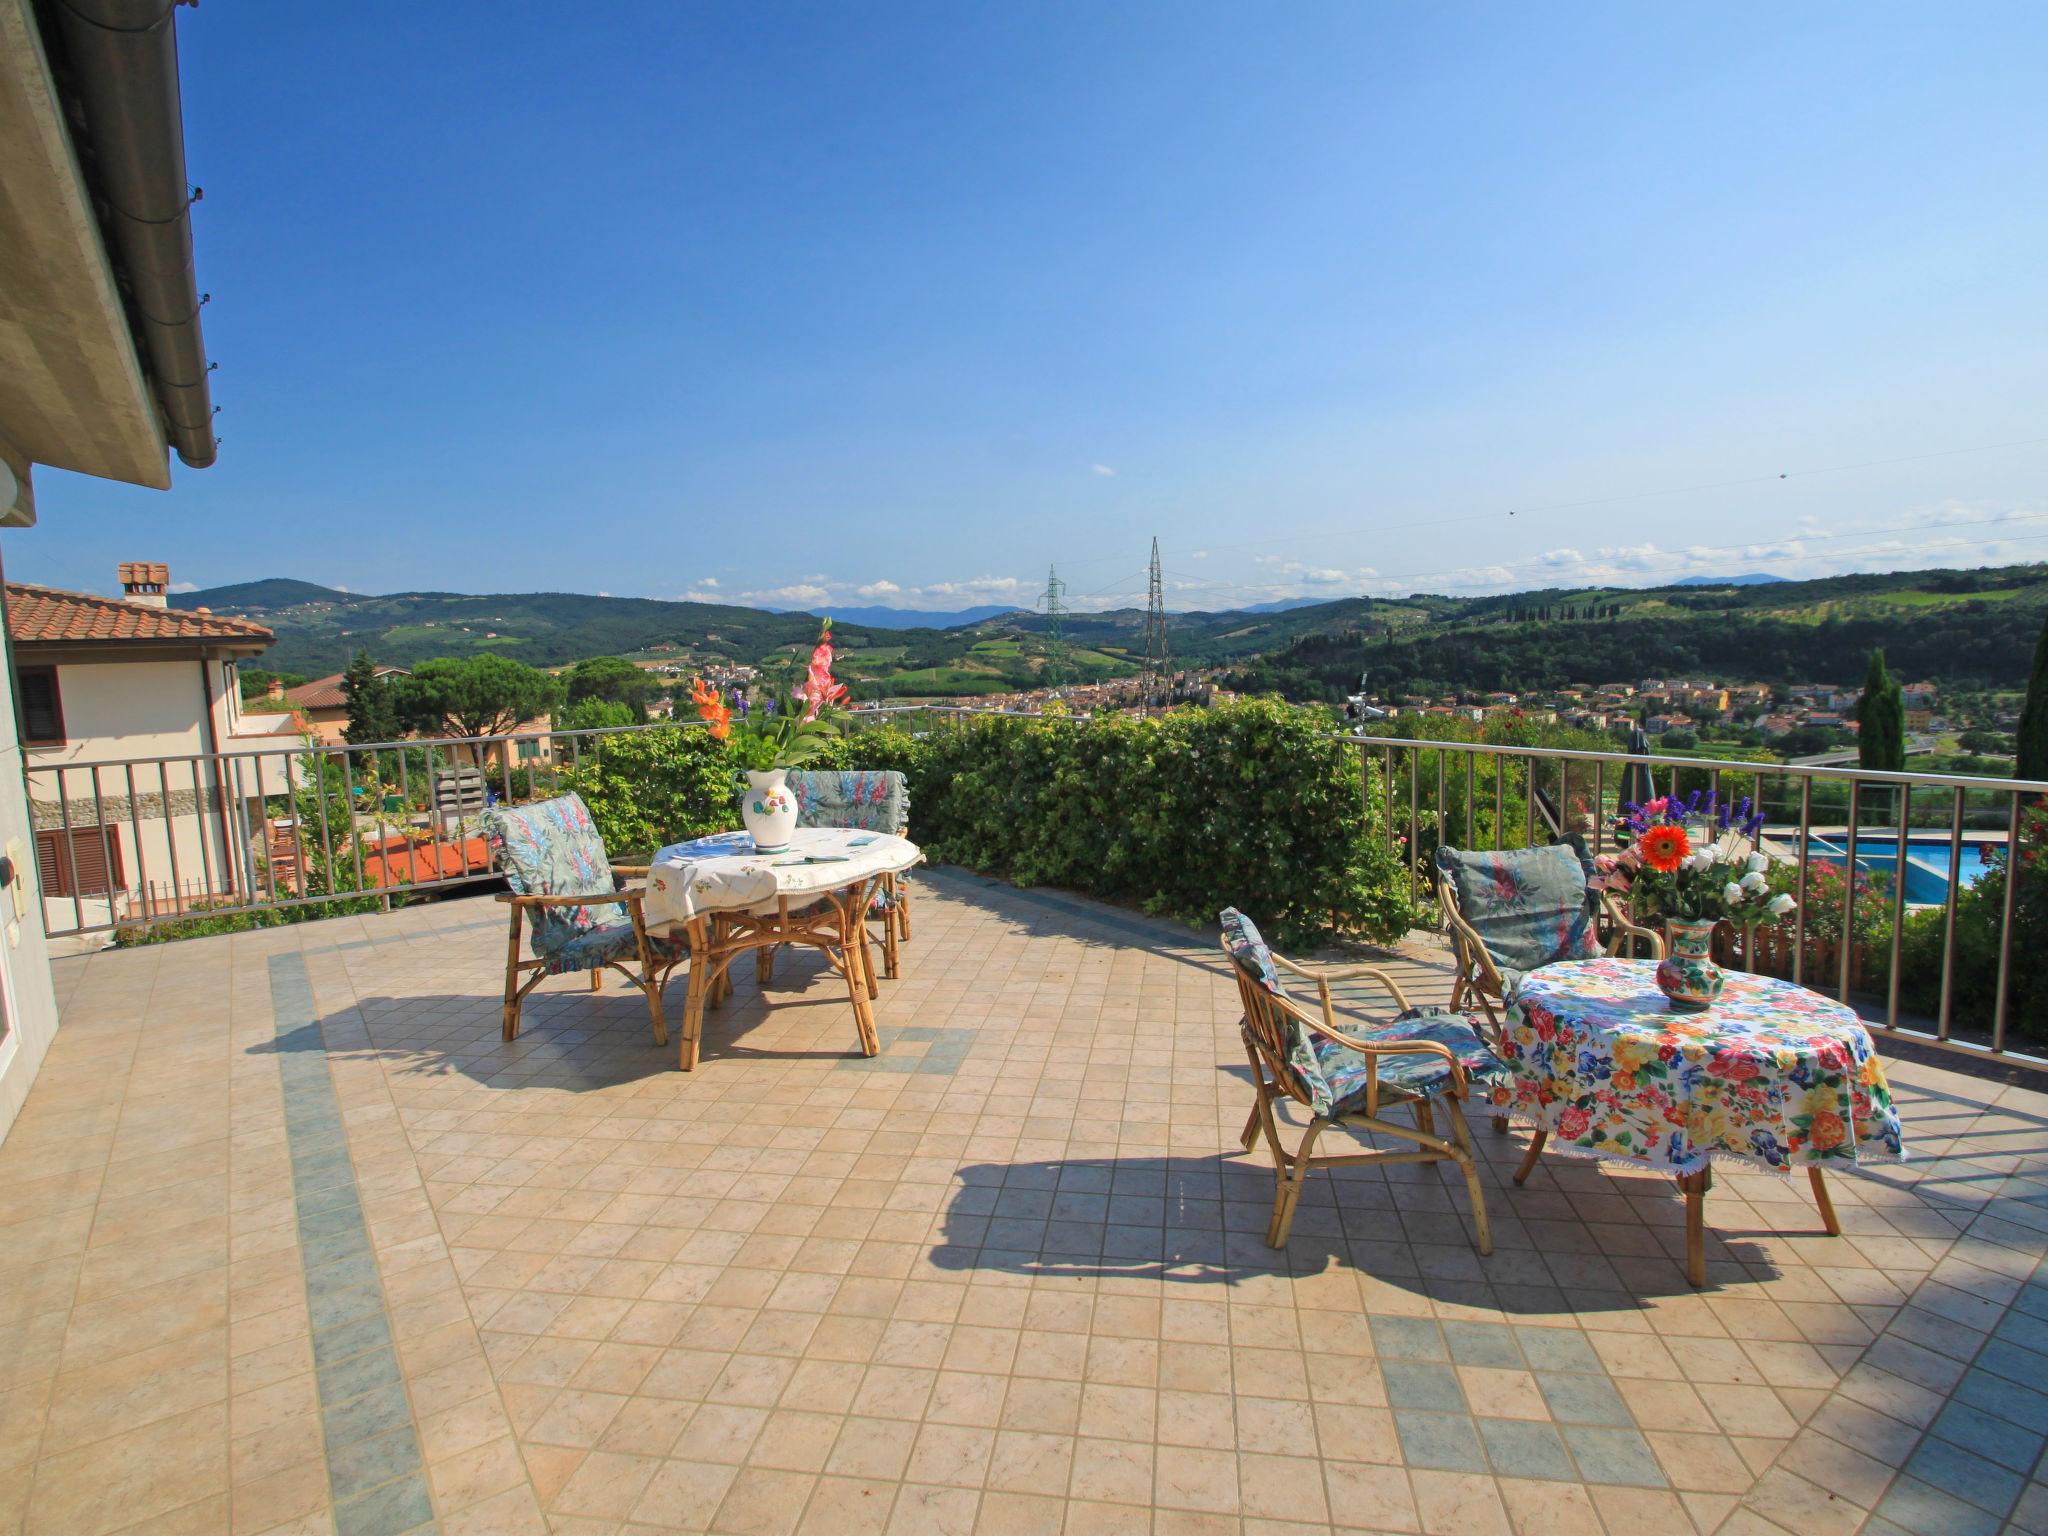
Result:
[1504, 958, 1904, 1174]
[642, 827, 922, 927]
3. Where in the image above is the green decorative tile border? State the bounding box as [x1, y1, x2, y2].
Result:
[269, 952, 438, 1536]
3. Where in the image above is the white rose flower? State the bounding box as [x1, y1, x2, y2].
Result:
[1722, 882, 1744, 906]
[1747, 852, 1769, 874]
[1767, 893, 1796, 917]
[1740, 871, 1767, 893]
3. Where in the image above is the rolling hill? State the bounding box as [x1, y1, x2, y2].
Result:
[175, 561, 2048, 701]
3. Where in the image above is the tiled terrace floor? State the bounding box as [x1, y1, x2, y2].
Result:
[4, 870, 2048, 1536]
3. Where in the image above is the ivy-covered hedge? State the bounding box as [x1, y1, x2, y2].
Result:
[558, 700, 1419, 947]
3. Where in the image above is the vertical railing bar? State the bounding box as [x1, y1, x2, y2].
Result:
[159, 760, 186, 913]
[285, 751, 313, 903]
[1839, 779, 1860, 1004]
[56, 765, 84, 935]
[1887, 785, 1910, 1030]
[1435, 750, 1447, 861]
[311, 744, 336, 900]
[122, 762, 146, 921]
[89, 765, 116, 919]
[1939, 785, 1963, 1041]
[1493, 753, 1504, 851]
[1794, 776, 1811, 988]
[1593, 760, 1604, 856]
[1464, 753, 1475, 853]
[395, 747, 414, 893]
[339, 745, 369, 898]
[1408, 748, 1421, 895]
[1994, 791, 2022, 1054]
[1384, 741, 1400, 856]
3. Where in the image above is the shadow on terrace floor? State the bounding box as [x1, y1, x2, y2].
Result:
[923, 1137, 1786, 1314]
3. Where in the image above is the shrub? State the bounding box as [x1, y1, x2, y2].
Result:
[897, 700, 1418, 946]
[1900, 795, 2048, 1041]
[531, 704, 1421, 946]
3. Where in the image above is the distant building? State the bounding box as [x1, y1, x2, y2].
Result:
[9, 567, 290, 934]
[285, 664, 409, 746]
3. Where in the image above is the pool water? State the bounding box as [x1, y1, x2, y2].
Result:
[1807, 837, 1996, 905]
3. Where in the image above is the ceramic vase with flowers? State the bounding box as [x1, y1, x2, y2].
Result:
[1607, 791, 1798, 1012]
[689, 621, 849, 853]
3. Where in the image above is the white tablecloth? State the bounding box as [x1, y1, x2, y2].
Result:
[642, 827, 922, 928]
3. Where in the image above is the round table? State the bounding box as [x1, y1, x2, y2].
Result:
[1503, 958, 1904, 1285]
[644, 828, 923, 1069]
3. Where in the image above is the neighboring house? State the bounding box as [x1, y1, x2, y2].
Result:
[9, 567, 291, 934]
[285, 664, 408, 745]
[0, 0, 222, 1137]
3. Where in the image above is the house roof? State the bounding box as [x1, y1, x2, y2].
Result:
[5, 582, 272, 648]
[286, 666, 406, 711]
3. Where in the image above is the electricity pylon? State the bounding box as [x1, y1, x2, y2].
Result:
[1142, 536, 1170, 699]
[1042, 565, 1067, 684]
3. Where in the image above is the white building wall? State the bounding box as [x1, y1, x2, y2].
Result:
[0, 543, 62, 1143]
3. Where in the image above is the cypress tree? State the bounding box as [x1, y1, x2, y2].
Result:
[2018, 613, 2048, 783]
[1857, 648, 1905, 774]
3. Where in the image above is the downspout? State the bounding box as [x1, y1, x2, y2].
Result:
[45, 0, 217, 468]
[196, 654, 237, 895]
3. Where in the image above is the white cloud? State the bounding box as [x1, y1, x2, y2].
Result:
[167, 580, 198, 594]
[596, 590, 611, 598]
[920, 576, 1024, 598]
[1091, 464, 1116, 477]
[856, 580, 901, 599]
[750, 583, 831, 606]
[700, 576, 719, 587]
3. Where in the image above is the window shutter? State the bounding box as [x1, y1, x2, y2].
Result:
[34, 827, 121, 898]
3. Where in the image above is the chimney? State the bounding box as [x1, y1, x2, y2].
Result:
[266, 677, 285, 702]
[118, 561, 170, 608]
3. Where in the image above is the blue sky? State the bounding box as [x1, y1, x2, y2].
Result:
[19, 1, 2048, 611]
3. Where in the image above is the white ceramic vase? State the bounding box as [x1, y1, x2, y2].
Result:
[740, 768, 799, 853]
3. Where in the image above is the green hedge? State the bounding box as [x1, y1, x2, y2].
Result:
[558, 701, 1419, 947]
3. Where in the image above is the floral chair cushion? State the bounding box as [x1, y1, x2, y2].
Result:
[789, 770, 909, 834]
[1436, 844, 1599, 977]
[1313, 1006, 1509, 1115]
[483, 793, 625, 958]
[540, 919, 688, 979]
[1220, 907, 1327, 1106]
[791, 769, 911, 914]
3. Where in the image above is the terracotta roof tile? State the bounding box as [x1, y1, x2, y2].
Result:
[285, 665, 403, 711]
[5, 582, 274, 646]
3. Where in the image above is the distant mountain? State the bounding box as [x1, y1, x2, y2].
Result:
[1671, 574, 1792, 587]
[1237, 597, 1338, 613]
[774, 604, 1022, 630]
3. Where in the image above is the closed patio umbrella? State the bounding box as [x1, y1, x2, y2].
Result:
[1618, 723, 1657, 813]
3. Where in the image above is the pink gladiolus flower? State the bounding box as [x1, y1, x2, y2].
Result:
[799, 621, 849, 721]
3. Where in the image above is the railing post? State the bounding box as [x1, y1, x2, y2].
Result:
[1994, 790, 2022, 1054]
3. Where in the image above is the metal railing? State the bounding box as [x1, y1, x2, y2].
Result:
[24, 721, 691, 940]
[1354, 731, 2047, 1062]
[26, 708, 2046, 1063]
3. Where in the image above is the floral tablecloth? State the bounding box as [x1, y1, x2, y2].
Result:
[641, 828, 921, 928]
[1503, 958, 1904, 1174]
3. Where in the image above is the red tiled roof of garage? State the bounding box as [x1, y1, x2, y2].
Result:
[5, 582, 274, 644]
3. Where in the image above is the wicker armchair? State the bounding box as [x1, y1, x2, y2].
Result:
[1435, 843, 1662, 1030]
[1219, 908, 1503, 1252]
[761, 769, 912, 984]
[483, 793, 687, 1044]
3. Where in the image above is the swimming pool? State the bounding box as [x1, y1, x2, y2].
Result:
[1807, 836, 1996, 906]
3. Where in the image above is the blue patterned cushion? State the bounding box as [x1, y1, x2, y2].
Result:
[1314, 1006, 1508, 1113]
[789, 770, 909, 834]
[1219, 906, 1290, 998]
[484, 793, 624, 957]
[1436, 844, 1598, 975]
[541, 920, 688, 978]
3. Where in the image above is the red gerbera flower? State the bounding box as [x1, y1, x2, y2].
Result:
[1638, 823, 1691, 873]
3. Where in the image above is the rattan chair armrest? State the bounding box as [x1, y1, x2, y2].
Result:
[501, 888, 646, 911]
[611, 864, 651, 877]
[1269, 954, 1415, 1015]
